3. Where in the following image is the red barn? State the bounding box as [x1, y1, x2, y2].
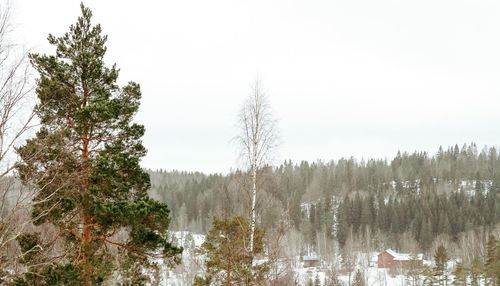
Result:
[377, 249, 423, 269]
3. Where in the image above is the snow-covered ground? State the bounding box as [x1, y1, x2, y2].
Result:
[295, 252, 434, 286]
[158, 232, 466, 286]
[161, 231, 206, 286]
[296, 265, 409, 286]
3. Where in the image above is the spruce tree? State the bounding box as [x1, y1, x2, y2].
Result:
[314, 273, 321, 286]
[352, 192, 363, 233]
[353, 269, 366, 286]
[15, 4, 181, 285]
[420, 218, 433, 251]
[336, 197, 350, 247]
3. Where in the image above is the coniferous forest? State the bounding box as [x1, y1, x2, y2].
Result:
[0, 2, 499, 286]
[146, 144, 500, 285]
[149, 143, 500, 254]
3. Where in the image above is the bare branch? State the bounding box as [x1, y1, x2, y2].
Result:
[0, 1, 40, 283]
[235, 78, 279, 256]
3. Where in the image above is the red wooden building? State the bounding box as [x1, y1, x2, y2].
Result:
[377, 249, 423, 269]
[302, 255, 320, 268]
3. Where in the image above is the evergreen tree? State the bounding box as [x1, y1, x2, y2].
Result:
[433, 245, 449, 286]
[314, 273, 321, 286]
[353, 269, 366, 286]
[420, 218, 433, 251]
[497, 240, 500, 285]
[15, 5, 181, 285]
[352, 193, 363, 233]
[360, 195, 374, 230]
[484, 235, 499, 286]
[422, 266, 435, 286]
[405, 254, 423, 286]
[336, 197, 350, 247]
[194, 216, 268, 286]
[452, 262, 467, 286]
[470, 257, 482, 286]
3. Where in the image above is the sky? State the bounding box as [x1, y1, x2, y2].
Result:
[12, 0, 500, 174]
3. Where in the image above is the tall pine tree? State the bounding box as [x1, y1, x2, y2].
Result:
[433, 245, 449, 286]
[15, 4, 181, 285]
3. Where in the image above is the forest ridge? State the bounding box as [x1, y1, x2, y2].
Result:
[150, 143, 500, 258]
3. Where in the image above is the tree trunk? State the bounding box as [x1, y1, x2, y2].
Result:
[227, 261, 232, 286]
[83, 215, 92, 286]
[82, 136, 92, 286]
[81, 82, 92, 286]
[249, 162, 256, 256]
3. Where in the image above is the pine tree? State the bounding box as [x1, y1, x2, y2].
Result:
[405, 254, 423, 286]
[433, 245, 449, 286]
[194, 216, 268, 286]
[15, 4, 181, 285]
[470, 257, 482, 286]
[422, 266, 435, 286]
[484, 235, 499, 286]
[452, 262, 467, 286]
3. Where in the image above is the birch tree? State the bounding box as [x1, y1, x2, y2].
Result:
[236, 79, 278, 255]
[0, 2, 34, 179]
[0, 1, 38, 282]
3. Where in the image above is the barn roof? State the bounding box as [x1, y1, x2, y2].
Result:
[302, 255, 319, 261]
[381, 249, 423, 261]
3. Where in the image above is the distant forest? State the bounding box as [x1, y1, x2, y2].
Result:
[149, 143, 500, 261]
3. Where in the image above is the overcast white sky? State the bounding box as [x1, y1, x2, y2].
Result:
[13, 0, 500, 174]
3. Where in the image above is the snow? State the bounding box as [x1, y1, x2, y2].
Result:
[157, 232, 468, 286]
[384, 249, 423, 261]
[171, 231, 205, 248]
[160, 231, 206, 286]
[295, 253, 438, 286]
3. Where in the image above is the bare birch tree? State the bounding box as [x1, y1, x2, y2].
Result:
[0, 1, 38, 282]
[236, 79, 278, 256]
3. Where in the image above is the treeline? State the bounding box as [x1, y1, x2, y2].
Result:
[336, 187, 499, 250]
[149, 143, 500, 255]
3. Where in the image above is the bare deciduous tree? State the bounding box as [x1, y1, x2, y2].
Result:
[236, 79, 278, 255]
[0, 1, 38, 282]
